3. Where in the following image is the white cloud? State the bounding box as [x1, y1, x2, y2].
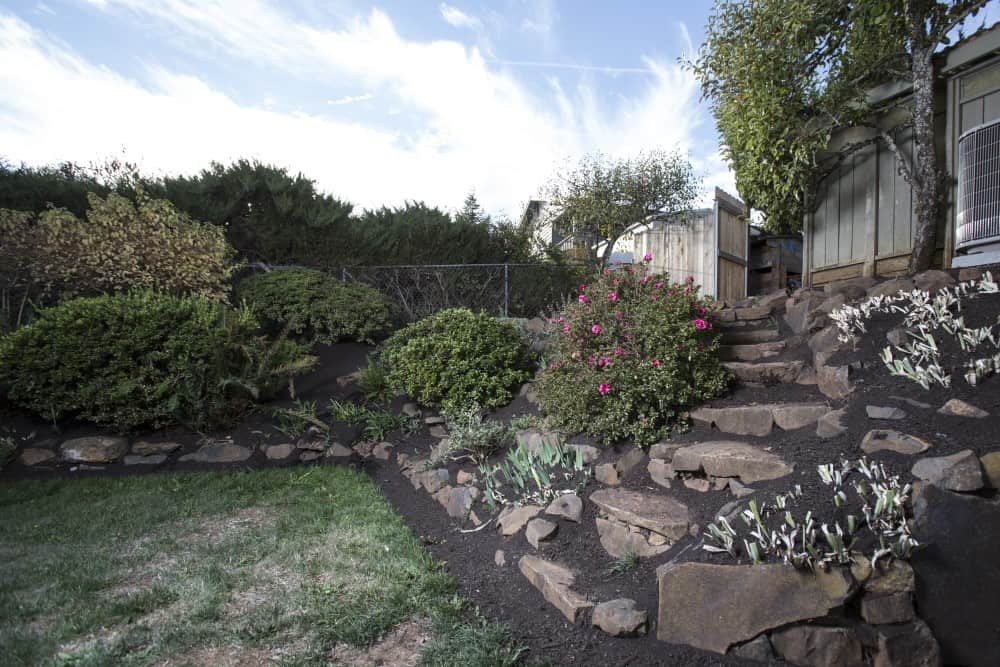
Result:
[0, 5, 731, 217]
[439, 3, 480, 30]
[326, 92, 373, 105]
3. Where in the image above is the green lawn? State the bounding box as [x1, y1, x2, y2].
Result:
[0, 466, 524, 666]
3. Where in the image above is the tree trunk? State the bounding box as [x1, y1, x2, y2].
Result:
[907, 42, 940, 273]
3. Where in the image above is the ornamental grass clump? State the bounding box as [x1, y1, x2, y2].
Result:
[535, 256, 730, 445]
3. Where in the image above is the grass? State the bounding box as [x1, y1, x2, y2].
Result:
[0, 466, 525, 666]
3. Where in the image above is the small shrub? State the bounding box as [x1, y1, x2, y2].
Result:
[357, 355, 394, 405]
[0, 291, 315, 431]
[328, 400, 415, 441]
[0, 189, 237, 304]
[606, 550, 639, 576]
[535, 258, 730, 446]
[437, 408, 514, 465]
[237, 268, 396, 344]
[0, 436, 14, 471]
[273, 399, 324, 438]
[382, 308, 534, 412]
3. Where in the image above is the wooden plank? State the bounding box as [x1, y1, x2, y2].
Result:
[825, 172, 840, 267]
[717, 258, 746, 302]
[839, 159, 854, 263]
[811, 261, 864, 285]
[892, 127, 914, 255]
[812, 187, 827, 268]
[853, 148, 873, 263]
[877, 141, 895, 256]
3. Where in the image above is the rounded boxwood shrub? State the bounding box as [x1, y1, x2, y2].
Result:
[237, 268, 396, 344]
[535, 258, 730, 445]
[0, 291, 314, 431]
[382, 308, 534, 412]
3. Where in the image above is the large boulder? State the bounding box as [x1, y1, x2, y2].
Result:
[592, 598, 647, 637]
[60, 436, 128, 464]
[589, 488, 689, 541]
[911, 483, 1000, 666]
[910, 450, 984, 492]
[656, 562, 856, 654]
[672, 441, 793, 484]
[770, 625, 864, 667]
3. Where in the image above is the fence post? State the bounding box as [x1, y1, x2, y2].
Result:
[503, 264, 509, 318]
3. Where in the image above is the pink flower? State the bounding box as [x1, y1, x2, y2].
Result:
[598, 383, 611, 396]
[693, 319, 708, 330]
[603, 269, 611, 276]
[697, 307, 706, 316]
[613, 348, 623, 356]
[643, 252, 653, 262]
[652, 358, 661, 368]
[578, 283, 586, 293]
[653, 282, 662, 289]
[591, 324, 602, 335]
[685, 276, 695, 284]
[615, 310, 623, 320]
[608, 292, 618, 303]
[651, 295, 659, 301]
[588, 355, 596, 366]
[578, 294, 588, 304]
[563, 323, 570, 334]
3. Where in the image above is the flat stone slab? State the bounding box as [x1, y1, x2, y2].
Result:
[982, 451, 1000, 488]
[20, 448, 56, 466]
[593, 598, 647, 637]
[867, 405, 907, 420]
[911, 449, 984, 492]
[719, 341, 785, 362]
[817, 364, 853, 400]
[647, 459, 675, 488]
[595, 517, 670, 558]
[770, 626, 862, 667]
[720, 328, 781, 345]
[771, 404, 830, 431]
[123, 454, 167, 465]
[724, 361, 804, 385]
[526, 518, 557, 548]
[187, 443, 253, 463]
[656, 562, 855, 654]
[60, 436, 128, 463]
[938, 398, 988, 418]
[326, 442, 354, 458]
[692, 406, 774, 437]
[545, 493, 583, 522]
[672, 441, 793, 484]
[589, 488, 689, 541]
[861, 430, 932, 455]
[264, 444, 296, 460]
[519, 555, 593, 623]
[131, 441, 181, 456]
[446, 485, 480, 519]
[497, 504, 542, 536]
[816, 408, 848, 439]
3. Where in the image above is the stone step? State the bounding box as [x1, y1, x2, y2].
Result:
[724, 360, 806, 385]
[691, 403, 830, 437]
[713, 305, 774, 324]
[720, 328, 782, 345]
[719, 341, 786, 362]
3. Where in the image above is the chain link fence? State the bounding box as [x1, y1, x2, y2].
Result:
[338, 263, 585, 322]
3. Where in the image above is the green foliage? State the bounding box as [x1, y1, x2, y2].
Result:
[0, 436, 15, 471]
[236, 268, 396, 344]
[357, 355, 394, 405]
[509, 414, 543, 431]
[0, 188, 237, 303]
[439, 408, 515, 465]
[382, 309, 534, 412]
[535, 259, 730, 446]
[606, 550, 640, 576]
[546, 151, 698, 269]
[328, 400, 415, 441]
[0, 291, 315, 431]
[272, 399, 324, 439]
[479, 439, 587, 508]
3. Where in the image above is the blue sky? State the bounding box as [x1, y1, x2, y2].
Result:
[3, 2, 994, 219]
[0, 0, 731, 217]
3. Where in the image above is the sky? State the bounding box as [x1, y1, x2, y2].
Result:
[3, 2, 994, 221]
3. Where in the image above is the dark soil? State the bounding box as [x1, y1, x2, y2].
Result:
[5, 284, 1000, 665]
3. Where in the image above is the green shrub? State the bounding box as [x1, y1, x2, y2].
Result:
[438, 408, 515, 465]
[535, 258, 730, 445]
[382, 308, 534, 412]
[0, 189, 237, 304]
[0, 291, 315, 431]
[237, 268, 395, 344]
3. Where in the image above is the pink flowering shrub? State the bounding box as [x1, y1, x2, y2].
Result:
[535, 259, 730, 445]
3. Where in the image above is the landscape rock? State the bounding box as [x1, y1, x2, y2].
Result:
[419, 469, 450, 494]
[456, 470, 475, 485]
[873, 619, 941, 667]
[60, 436, 128, 464]
[589, 488, 689, 541]
[565, 443, 601, 464]
[428, 426, 448, 438]
[123, 454, 168, 466]
[298, 439, 328, 451]
[372, 442, 393, 460]
[545, 493, 583, 522]
[335, 370, 363, 387]
[130, 441, 181, 456]
[861, 591, 914, 625]
[656, 562, 856, 654]
[592, 598, 647, 637]
[865, 560, 915, 596]
[525, 518, 558, 548]
[299, 451, 322, 462]
[721, 327, 781, 345]
[867, 277, 915, 298]
[401, 402, 421, 418]
[326, 442, 354, 458]
[911, 449, 983, 492]
[729, 479, 755, 498]
[187, 442, 253, 464]
[785, 294, 827, 334]
[911, 483, 1000, 666]
[672, 441, 793, 484]
[889, 395, 932, 409]
[20, 448, 56, 466]
[816, 409, 848, 439]
[649, 442, 682, 461]
[938, 398, 988, 418]
[423, 415, 446, 425]
[730, 634, 774, 662]
[433, 485, 453, 508]
[594, 463, 619, 485]
[770, 625, 863, 667]
[516, 428, 563, 454]
[866, 405, 907, 420]
[735, 305, 772, 320]
[614, 447, 646, 477]
[861, 430, 932, 455]
[494, 549, 506, 567]
[772, 404, 830, 431]
[817, 364, 853, 400]
[981, 451, 1000, 488]
[446, 485, 479, 519]
[719, 341, 785, 362]
[683, 478, 711, 492]
[913, 269, 956, 293]
[497, 504, 542, 536]
[264, 444, 296, 460]
[692, 406, 774, 437]
[594, 517, 669, 558]
[518, 555, 593, 623]
[647, 459, 675, 488]
[724, 360, 804, 385]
